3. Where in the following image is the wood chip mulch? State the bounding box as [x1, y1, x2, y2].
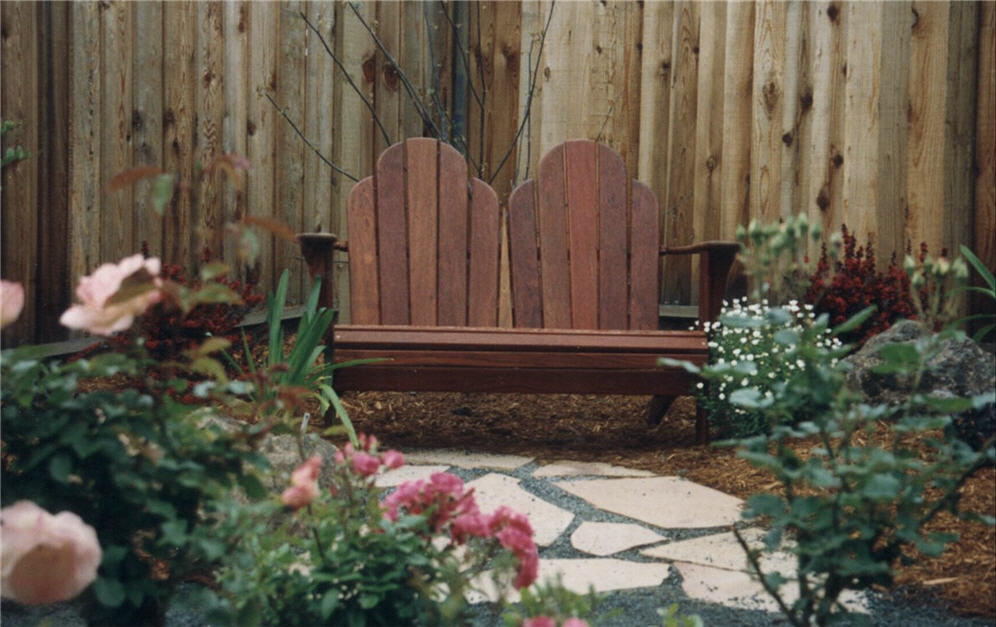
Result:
[338, 391, 996, 620]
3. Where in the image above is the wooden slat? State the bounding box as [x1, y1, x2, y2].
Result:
[630, 181, 659, 330]
[405, 138, 438, 326]
[400, 1, 429, 140]
[514, 0, 546, 182]
[331, 365, 700, 397]
[437, 142, 469, 326]
[536, 144, 571, 328]
[376, 142, 409, 324]
[346, 178, 379, 324]
[68, 1, 101, 293]
[508, 180, 542, 328]
[719, 2, 754, 240]
[334, 325, 706, 353]
[36, 2, 71, 342]
[336, 349, 699, 370]
[692, 2, 726, 245]
[133, 1, 163, 257]
[977, 2, 996, 276]
[777, 1, 803, 221]
[468, 178, 500, 326]
[1, 1, 39, 342]
[164, 2, 196, 271]
[564, 140, 598, 329]
[222, 1, 248, 275]
[597, 144, 628, 330]
[636, 1, 674, 206]
[374, 1, 401, 157]
[246, 0, 276, 292]
[276, 0, 306, 301]
[946, 1, 978, 274]
[101, 0, 134, 262]
[482, 1, 524, 201]
[750, 0, 786, 224]
[300, 0, 332, 237]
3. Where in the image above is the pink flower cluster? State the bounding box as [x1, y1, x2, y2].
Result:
[523, 618, 589, 627]
[334, 434, 404, 478]
[281, 455, 322, 510]
[383, 472, 539, 589]
[60, 254, 163, 336]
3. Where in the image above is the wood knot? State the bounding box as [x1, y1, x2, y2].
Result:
[782, 132, 793, 147]
[362, 55, 376, 83]
[762, 81, 780, 114]
[543, 66, 551, 80]
[247, 120, 256, 136]
[383, 63, 400, 90]
[800, 90, 813, 111]
[832, 153, 843, 168]
[827, 3, 840, 22]
[817, 186, 831, 210]
[163, 109, 176, 127]
[132, 110, 144, 132]
[706, 156, 718, 172]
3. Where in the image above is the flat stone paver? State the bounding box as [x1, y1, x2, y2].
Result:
[641, 527, 796, 574]
[570, 521, 667, 556]
[466, 473, 574, 547]
[676, 562, 870, 614]
[403, 448, 533, 471]
[375, 464, 450, 488]
[554, 477, 743, 529]
[532, 460, 656, 478]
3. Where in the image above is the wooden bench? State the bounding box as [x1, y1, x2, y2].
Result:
[298, 138, 737, 443]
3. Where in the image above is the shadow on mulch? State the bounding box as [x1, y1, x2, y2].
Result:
[338, 390, 996, 621]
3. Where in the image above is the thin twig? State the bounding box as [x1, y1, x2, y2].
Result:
[263, 91, 358, 182]
[421, 4, 473, 157]
[437, 0, 483, 109]
[488, 0, 556, 186]
[346, 2, 443, 141]
[595, 100, 616, 144]
[731, 525, 803, 627]
[299, 10, 391, 147]
[475, 1, 487, 177]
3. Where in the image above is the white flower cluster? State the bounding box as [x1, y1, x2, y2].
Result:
[695, 298, 842, 418]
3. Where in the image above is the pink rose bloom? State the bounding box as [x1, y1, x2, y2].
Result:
[450, 511, 490, 544]
[381, 449, 404, 469]
[0, 280, 24, 329]
[1, 501, 102, 605]
[282, 455, 322, 510]
[562, 619, 589, 627]
[351, 451, 381, 476]
[523, 617, 555, 627]
[59, 254, 162, 336]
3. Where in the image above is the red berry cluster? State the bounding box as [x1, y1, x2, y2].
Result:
[805, 225, 932, 346]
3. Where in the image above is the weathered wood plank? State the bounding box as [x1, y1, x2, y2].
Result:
[1, 1, 40, 341]
[401, 0, 429, 140]
[750, 0, 786, 224]
[692, 2, 726, 245]
[163, 1, 196, 271]
[405, 138, 438, 326]
[346, 177, 379, 324]
[222, 1, 248, 278]
[630, 181, 659, 330]
[68, 1, 101, 295]
[977, 2, 996, 275]
[564, 140, 598, 329]
[133, 1, 163, 258]
[196, 1, 225, 266]
[719, 1, 754, 240]
[376, 142, 409, 324]
[375, 1, 401, 157]
[101, 1, 135, 262]
[437, 144, 469, 326]
[597, 143, 628, 330]
[468, 178, 501, 326]
[301, 0, 333, 240]
[508, 180, 542, 328]
[778, 1, 803, 221]
[246, 0, 276, 292]
[276, 0, 306, 301]
[636, 0, 674, 200]
[536, 143, 571, 328]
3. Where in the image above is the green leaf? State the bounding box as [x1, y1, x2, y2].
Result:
[730, 387, 772, 409]
[833, 305, 876, 336]
[921, 395, 974, 413]
[199, 262, 231, 281]
[773, 328, 800, 346]
[658, 357, 701, 373]
[960, 244, 996, 292]
[48, 453, 72, 483]
[94, 577, 126, 607]
[862, 474, 901, 500]
[161, 519, 189, 546]
[320, 589, 340, 619]
[239, 473, 267, 500]
[150, 174, 175, 216]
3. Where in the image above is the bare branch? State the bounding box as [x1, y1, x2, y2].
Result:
[437, 0, 483, 109]
[298, 10, 391, 147]
[421, 4, 473, 157]
[263, 91, 358, 182]
[488, 0, 556, 186]
[475, 1, 487, 177]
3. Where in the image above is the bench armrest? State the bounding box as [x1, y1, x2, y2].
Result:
[298, 232, 347, 316]
[659, 240, 739, 322]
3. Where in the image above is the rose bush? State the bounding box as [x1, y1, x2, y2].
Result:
[1, 500, 102, 605]
[59, 254, 164, 335]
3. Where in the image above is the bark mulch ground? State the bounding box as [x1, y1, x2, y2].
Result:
[339, 390, 996, 621]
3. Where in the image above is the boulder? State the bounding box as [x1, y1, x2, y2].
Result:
[842, 319, 995, 450]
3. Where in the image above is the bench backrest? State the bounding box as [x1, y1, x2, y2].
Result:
[508, 139, 660, 330]
[345, 138, 660, 331]
[346, 138, 501, 326]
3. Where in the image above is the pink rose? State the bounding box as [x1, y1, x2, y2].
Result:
[282, 455, 322, 510]
[562, 619, 589, 627]
[1, 501, 102, 605]
[381, 449, 404, 469]
[60, 254, 162, 336]
[351, 452, 381, 476]
[0, 280, 24, 329]
[450, 512, 490, 544]
[523, 618, 555, 627]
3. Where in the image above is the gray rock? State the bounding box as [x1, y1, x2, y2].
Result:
[843, 319, 995, 449]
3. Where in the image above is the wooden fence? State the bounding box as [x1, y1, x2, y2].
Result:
[2, 1, 994, 344]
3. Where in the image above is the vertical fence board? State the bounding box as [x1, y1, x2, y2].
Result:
[514, 0, 547, 186]
[977, 2, 996, 274]
[276, 1, 306, 301]
[750, 0, 786, 224]
[303, 1, 335, 236]
[692, 2, 726, 245]
[133, 2, 163, 259]
[778, 1, 803, 221]
[36, 2, 71, 341]
[401, 0, 429, 141]
[162, 2, 195, 271]
[661, 1, 699, 304]
[101, 1, 135, 263]
[719, 1, 753, 240]
[196, 2, 226, 265]
[946, 1, 977, 261]
[375, 1, 401, 157]
[246, 0, 276, 293]
[67, 2, 102, 298]
[1, 1, 40, 341]
[222, 1, 248, 275]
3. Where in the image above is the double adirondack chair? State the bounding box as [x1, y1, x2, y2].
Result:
[298, 138, 737, 443]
